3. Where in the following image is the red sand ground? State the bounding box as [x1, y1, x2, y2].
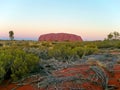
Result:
[0, 84, 35, 90]
[0, 64, 120, 90]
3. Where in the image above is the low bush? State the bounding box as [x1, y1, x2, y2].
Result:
[0, 48, 39, 82]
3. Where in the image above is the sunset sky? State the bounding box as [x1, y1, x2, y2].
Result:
[0, 0, 120, 40]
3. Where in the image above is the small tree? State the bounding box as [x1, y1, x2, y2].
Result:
[9, 31, 14, 40]
[107, 33, 113, 40]
[113, 31, 120, 40]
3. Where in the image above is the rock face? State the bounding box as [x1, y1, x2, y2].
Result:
[38, 33, 83, 42]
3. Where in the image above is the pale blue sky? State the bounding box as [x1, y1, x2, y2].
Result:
[0, 0, 120, 40]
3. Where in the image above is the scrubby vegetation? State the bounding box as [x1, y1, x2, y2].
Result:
[0, 47, 39, 83]
[0, 39, 120, 90]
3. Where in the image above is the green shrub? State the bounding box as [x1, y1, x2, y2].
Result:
[0, 48, 39, 82]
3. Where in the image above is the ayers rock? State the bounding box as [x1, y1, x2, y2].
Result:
[38, 33, 83, 42]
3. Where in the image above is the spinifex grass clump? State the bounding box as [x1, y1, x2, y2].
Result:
[90, 66, 108, 89]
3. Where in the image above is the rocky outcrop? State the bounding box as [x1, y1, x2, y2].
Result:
[38, 33, 83, 42]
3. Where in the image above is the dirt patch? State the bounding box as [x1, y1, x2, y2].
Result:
[1, 64, 120, 90]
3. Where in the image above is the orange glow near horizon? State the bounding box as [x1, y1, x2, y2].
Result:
[0, 0, 120, 40]
[0, 25, 110, 41]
